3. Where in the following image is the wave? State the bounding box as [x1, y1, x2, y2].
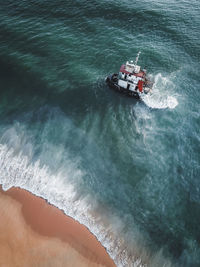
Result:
[0, 141, 174, 267]
[0, 143, 143, 266]
[141, 73, 178, 109]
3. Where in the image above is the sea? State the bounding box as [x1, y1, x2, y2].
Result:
[0, 1, 199, 266]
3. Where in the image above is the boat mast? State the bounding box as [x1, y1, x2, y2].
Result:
[135, 51, 141, 65]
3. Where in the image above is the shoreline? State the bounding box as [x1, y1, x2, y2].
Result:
[0, 185, 116, 267]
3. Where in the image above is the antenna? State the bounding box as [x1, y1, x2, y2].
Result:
[135, 51, 141, 65]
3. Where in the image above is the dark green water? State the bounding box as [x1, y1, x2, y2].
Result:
[0, 1, 200, 266]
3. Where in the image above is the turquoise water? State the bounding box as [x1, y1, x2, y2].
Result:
[0, 1, 200, 266]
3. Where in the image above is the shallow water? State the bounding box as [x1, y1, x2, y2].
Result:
[0, 1, 200, 266]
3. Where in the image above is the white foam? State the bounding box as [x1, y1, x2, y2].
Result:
[141, 73, 179, 109]
[0, 143, 147, 267]
[142, 94, 178, 109]
[0, 141, 173, 267]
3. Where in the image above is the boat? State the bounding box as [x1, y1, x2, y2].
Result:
[106, 52, 153, 99]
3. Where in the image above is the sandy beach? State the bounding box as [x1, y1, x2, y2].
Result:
[0, 186, 116, 267]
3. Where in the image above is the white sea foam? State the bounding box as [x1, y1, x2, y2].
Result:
[0, 143, 148, 267]
[0, 138, 173, 266]
[141, 73, 178, 109]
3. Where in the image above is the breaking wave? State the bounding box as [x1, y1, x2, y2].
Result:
[0, 142, 173, 267]
[0, 143, 142, 266]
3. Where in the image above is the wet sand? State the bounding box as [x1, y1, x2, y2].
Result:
[0, 186, 116, 267]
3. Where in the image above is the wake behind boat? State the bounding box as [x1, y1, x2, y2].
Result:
[106, 52, 154, 99]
